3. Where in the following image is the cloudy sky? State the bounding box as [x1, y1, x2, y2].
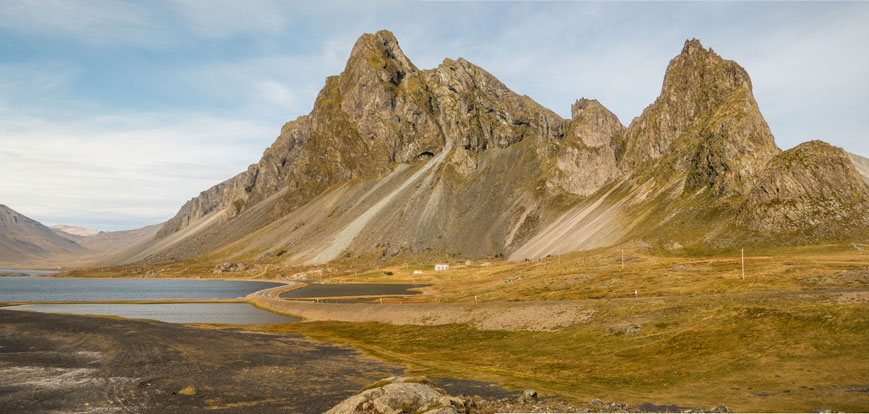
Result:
[1, 1, 867, 231]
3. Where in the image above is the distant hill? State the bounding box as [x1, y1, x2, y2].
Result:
[0, 204, 163, 267]
[0, 205, 90, 263]
[52, 224, 104, 237]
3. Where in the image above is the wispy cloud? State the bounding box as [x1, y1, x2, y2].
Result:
[0, 111, 277, 230]
[0, 0, 169, 47]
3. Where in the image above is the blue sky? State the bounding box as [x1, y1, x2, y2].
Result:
[1, 1, 867, 231]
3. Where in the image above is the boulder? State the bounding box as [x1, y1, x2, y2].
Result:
[326, 376, 464, 414]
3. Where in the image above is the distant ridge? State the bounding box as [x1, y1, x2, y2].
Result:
[52, 224, 104, 237]
[0, 204, 90, 263]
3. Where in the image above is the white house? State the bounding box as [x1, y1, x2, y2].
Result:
[434, 264, 450, 271]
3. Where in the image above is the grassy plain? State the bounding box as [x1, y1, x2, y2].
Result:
[260, 244, 869, 412]
[56, 243, 869, 411]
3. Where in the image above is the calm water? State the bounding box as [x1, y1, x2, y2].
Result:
[3, 303, 299, 324]
[0, 276, 284, 302]
[0, 269, 57, 276]
[280, 283, 428, 299]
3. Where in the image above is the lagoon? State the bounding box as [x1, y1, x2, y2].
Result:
[0, 276, 284, 302]
[4, 302, 299, 324]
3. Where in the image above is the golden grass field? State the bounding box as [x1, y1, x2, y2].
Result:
[57, 243, 869, 412]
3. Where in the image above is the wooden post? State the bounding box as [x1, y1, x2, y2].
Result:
[621, 249, 624, 270]
[741, 248, 745, 281]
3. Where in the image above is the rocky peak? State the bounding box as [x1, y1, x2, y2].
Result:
[569, 98, 625, 148]
[618, 39, 756, 170]
[662, 39, 751, 101]
[425, 57, 565, 153]
[343, 30, 417, 88]
[548, 98, 623, 196]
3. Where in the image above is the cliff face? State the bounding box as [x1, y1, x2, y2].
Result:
[550, 99, 624, 196]
[130, 33, 864, 266]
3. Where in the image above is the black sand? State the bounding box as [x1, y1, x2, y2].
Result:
[0, 309, 403, 413]
[280, 283, 429, 299]
[0, 309, 521, 413]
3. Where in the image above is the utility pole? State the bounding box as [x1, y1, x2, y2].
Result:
[741, 248, 745, 281]
[621, 249, 624, 270]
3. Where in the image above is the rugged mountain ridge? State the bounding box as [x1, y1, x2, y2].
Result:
[126, 32, 867, 266]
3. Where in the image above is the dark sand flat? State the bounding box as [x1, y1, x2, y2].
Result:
[0, 309, 518, 413]
[280, 283, 429, 300]
[0, 309, 403, 413]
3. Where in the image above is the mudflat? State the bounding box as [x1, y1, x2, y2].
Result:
[0, 309, 405, 413]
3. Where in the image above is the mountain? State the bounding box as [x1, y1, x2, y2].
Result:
[849, 152, 869, 185]
[730, 141, 869, 245]
[0, 205, 90, 263]
[115, 32, 868, 266]
[0, 204, 163, 267]
[52, 224, 104, 237]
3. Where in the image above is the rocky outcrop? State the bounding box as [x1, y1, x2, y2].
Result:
[327, 376, 732, 414]
[733, 141, 869, 243]
[326, 376, 464, 414]
[551, 99, 624, 196]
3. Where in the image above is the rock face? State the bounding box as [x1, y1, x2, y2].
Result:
[617, 39, 780, 196]
[617, 39, 770, 172]
[733, 141, 869, 243]
[551, 99, 624, 196]
[849, 152, 869, 185]
[123, 33, 865, 266]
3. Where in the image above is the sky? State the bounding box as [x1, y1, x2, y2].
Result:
[1, 1, 867, 231]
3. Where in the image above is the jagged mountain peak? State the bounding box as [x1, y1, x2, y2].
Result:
[617, 38, 766, 174]
[343, 30, 418, 89]
[663, 38, 751, 95]
[566, 98, 623, 149]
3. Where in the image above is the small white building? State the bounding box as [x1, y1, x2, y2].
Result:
[434, 264, 450, 271]
[413, 270, 424, 275]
